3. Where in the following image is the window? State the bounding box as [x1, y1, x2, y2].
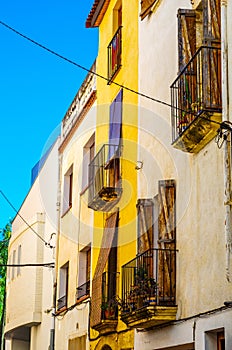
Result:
[113, 0, 122, 34]
[108, 1, 122, 82]
[205, 329, 225, 350]
[62, 165, 73, 214]
[58, 262, 69, 310]
[77, 246, 91, 300]
[82, 133, 95, 192]
[217, 331, 225, 350]
[91, 211, 119, 327]
[109, 89, 122, 158]
[68, 335, 86, 350]
[17, 245, 21, 276]
[12, 250, 16, 280]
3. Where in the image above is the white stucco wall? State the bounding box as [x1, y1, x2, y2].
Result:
[137, 0, 232, 349]
[5, 138, 59, 350]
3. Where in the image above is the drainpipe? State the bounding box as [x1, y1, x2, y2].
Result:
[221, 0, 232, 282]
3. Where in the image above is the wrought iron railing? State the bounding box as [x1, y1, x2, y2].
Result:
[76, 280, 90, 300]
[170, 46, 221, 142]
[57, 294, 67, 310]
[88, 144, 121, 210]
[121, 248, 176, 313]
[101, 271, 118, 320]
[108, 26, 122, 82]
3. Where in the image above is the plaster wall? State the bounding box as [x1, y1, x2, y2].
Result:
[56, 98, 96, 348]
[55, 302, 90, 350]
[5, 139, 59, 350]
[138, 0, 231, 316]
[89, 1, 139, 349]
[135, 307, 232, 350]
[228, 0, 232, 122]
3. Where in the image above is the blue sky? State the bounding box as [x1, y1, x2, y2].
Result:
[0, 1, 98, 229]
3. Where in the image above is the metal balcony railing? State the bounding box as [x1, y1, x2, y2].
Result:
[108, 26, 122, 83]
[170, 46, 221, 142]
[101, 271, 118, 321]
[76, 280, 90, 300]
[88, 144, 122, 211]
[57, 294, 67, 310]
[121, 248, 176, 313]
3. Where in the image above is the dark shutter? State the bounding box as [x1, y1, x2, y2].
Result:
[90, 211, 118, 327]
[140, 0, 157, 20]
[137, 199, 154, 254]
[109, 89, 123, 159]
[203, 0, 221, 44]
[178, 9, 196, 72]
[158, 180, 176, 301]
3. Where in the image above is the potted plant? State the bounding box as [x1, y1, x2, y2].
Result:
[127, 266, 158, 310]
[101, 298, 118, 320]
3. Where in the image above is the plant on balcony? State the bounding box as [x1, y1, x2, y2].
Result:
[127, 266, 157, 311]
[101, 297, 118, 320]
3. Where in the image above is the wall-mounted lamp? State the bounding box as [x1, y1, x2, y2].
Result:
[135, 161, 143, 170]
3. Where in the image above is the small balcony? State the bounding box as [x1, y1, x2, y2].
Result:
[170, 46, 222, 153]
[88, 144, 122, 211]
[108, 26, 122, 83]
[121, 248, 177, 329]
[57, 295, 67, 311]
[76, 280, 90, 302]
[92, 271, 118, 335]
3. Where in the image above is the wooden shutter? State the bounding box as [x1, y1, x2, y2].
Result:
[140, 0, 157, 20]
[90, 211, 118, 327]
[201, 0, 221, 108]
[137, 199, 154, 254]
[203, 0, 221, 44]
[178, 9, 196, 72]
[158, 180, 176, 301]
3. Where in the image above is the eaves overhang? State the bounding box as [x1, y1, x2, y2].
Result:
[86, 0, 110, 28]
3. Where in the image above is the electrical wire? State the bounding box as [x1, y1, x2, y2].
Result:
[0, 190, 54, 249]
[137, 304, 232, 333]
[0, 262, 54, 268]
[0, 20, 227, 131]
[0, 19, 225, 130]
[0, 20, 174, 110]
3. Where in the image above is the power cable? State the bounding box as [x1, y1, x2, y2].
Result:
[0, 19, 227, 134]
[0, 190, 54, 249]
[0, 20, 173, 110]
[0, 263, 54, 268]
[0, 19, 224, 128]
[0, 20, 226, 132]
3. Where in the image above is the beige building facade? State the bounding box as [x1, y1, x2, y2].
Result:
[4, 138, 59, 350]
[54, 62, 96, 350]
[137, 0, 232, 349]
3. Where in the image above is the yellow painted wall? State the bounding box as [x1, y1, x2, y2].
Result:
[90, 0, 139, 348]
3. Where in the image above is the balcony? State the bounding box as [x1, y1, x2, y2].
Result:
[121, 248, 177, 329]
[88, 144, 122, 211]
[170, 46, 222, 153]
[108, 26, 122, 83]
[57, 295, 67, 311]
[92, 272, 118, 335]
[76, 280, 90, 302]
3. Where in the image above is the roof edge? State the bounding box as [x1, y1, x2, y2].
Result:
[86, 0, 110, 28]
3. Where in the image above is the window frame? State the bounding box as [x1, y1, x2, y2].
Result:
[62, 165, 74, 215]
[82, 133, 95, 193]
